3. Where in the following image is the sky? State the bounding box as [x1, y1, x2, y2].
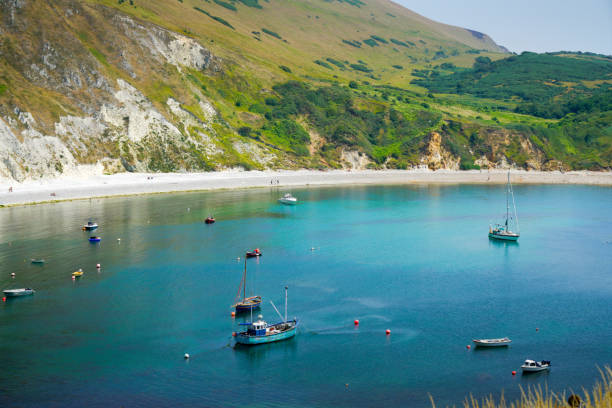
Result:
[393, 0, 612, 55]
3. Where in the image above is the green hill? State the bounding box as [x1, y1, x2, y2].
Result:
[0, 0, 610, 181]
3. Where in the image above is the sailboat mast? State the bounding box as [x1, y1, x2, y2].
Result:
[243, 257, 247, 301]
[284, 286, 288, 322]
[505, 172, 510, 227]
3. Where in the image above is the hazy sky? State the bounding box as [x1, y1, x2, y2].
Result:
[393, 0, 612, 55]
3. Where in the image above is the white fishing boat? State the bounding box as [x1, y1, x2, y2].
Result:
[521, 359, 551, 372]
[489, 172, 520, 241]
[472, 337, 512, 347]
[3, 288, 35, 297]
[278, 193, 297, 205]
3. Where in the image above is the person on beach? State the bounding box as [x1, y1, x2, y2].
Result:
[8, 186, 12, 192]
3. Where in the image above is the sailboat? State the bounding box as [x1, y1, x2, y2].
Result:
[235, 286, 298, 345]
[489, 172, 520, 241]
[232, 257, 262, 313]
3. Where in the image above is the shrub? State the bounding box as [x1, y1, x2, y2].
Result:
[262, 28, 282, 39]
[279, 65, 292, 73]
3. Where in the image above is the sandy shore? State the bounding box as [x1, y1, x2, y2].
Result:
[1, 169, 611, 207]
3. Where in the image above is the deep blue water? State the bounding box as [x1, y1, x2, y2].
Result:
[1, 184, 611, 407]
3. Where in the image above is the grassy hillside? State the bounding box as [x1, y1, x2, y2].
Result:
[0, 0, 610, 180]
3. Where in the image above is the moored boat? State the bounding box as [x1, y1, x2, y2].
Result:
[521, 359, 551, 372]
[3, 288, 35, 297]
[232, 258, 262, 313]
[83, 221, 98, 231]
[235, 286, 298, 345]
[205, 216, 215, 224]
[89, 236, 101, 242]
[278, 193, 297, 205]
[72, 268, 84, 277]
[489, 172, 520, 241]
[246, 248, 262, 258]
[473, 337, 512, 347]
[31, 259, 45, 264]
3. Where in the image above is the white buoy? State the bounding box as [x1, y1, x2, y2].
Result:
[184, 353, 190, 359]
[10, 272, 15, 277]
[117, 238, 121, 241]
[96, 263, 101, 269]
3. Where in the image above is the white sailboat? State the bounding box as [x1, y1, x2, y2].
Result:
[489, 172, 520, 241]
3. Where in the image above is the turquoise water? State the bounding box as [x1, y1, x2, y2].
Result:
[1, 184, 611, 407]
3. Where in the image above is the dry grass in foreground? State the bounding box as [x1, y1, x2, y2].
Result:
[431, 366, 612, 408]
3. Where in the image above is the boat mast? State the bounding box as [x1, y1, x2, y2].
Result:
[505, 171, 510, 228]
[284, 286, 288, 322]
[243, 257, 247, 301]
[510, 174, 520, 234]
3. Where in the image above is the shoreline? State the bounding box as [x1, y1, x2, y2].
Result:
[1, 169, 611, 207]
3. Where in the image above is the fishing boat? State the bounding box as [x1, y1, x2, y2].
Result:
[235, 286, 298, 345]
[31, 259, 45, 264]
[278, 193, 297, 205]
[489, 172, 520, 241]
[83, 221, 98, 231]
[521, 359, 551, 372]
[473, 337, 512, 347]
[246, 248, 262, 258]
[232, 257, 262, 313]
[72, 268, 84, 277]
[205, 216, 215, 224]
[3, 288, 35, 297]
[88, 236, 101, 242]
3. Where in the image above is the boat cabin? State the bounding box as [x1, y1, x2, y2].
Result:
[524, 360, 538, 367]
[248, 320, 268, 336]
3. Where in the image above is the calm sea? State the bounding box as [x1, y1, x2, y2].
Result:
[1, 184, 611, 407]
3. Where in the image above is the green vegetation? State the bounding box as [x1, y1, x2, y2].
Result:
[279, 65, 292, 73]
[350, 63, 372, 73]
[0, 83, 7, 96]
[213, 0, 237, 11]
[390, 38, 411, 48]
[237, 0, 262, 8]
[334, 0, 365, 7]
[342, 39, 361, 48]
[326, 58, 345, 69]
[412, 52, 612, 118]
[314, 60, 333, 69]
[193, 7, 235, 29]
[262, 28, 282, 39]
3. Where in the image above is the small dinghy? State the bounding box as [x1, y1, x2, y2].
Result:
[89, 236, 101, 242]
[3, 288, 35, 297]
[83, 221, 98, 231]
[521, 359, 551, 372]
[31, 259, 45, 264]
[246, 248, 262, 258]
[278, 193, 297, 205]
[205, 216, 215, 224]
[72, 268, 84, 277]
[473, 337, 512, 347]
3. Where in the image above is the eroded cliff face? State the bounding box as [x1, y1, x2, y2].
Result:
[0, 0, 281, 181]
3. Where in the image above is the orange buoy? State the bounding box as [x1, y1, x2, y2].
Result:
[232, 332, 237, 337]
[466, 345, 471, 349]
[385, 329, 391, 335]
[2, 297, 6, 302]
[512, 371, 516, 376]
[231, 311, 236, 317]
[354, 319, 359, 325]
